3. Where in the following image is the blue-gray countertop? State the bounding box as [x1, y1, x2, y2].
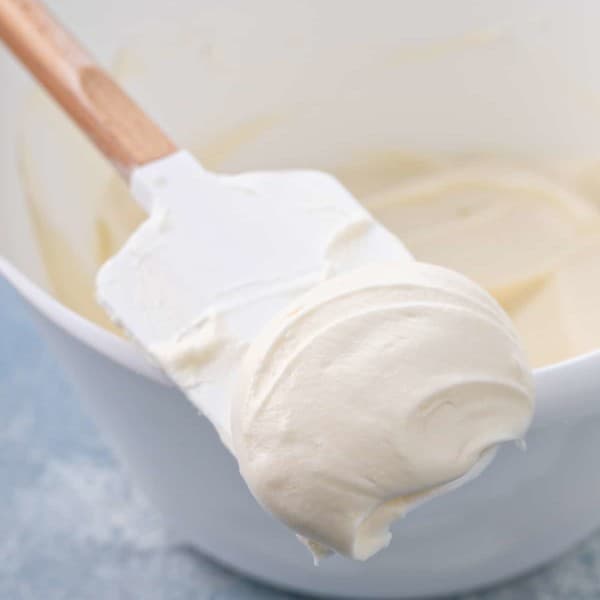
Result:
[2, 278, 600, 600]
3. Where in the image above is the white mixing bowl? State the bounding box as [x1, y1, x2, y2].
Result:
[2, 1, 600, 597]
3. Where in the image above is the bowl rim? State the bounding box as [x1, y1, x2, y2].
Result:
[0, 256, 169, 385]
[3, 254, 600, 429]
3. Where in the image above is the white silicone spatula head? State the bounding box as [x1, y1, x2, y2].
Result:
[0, 0, 412, 443]
[104, 154, 412, 440]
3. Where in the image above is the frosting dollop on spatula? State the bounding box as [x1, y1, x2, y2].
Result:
[232, 262, 533, 561]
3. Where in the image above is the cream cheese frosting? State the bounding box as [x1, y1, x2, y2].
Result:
[28, 150, 600, 368]
[231, 261, 533, 560]
[93, 153, 534, 563]
[24, 92, 600, 370]
[358, 161, 600, 366]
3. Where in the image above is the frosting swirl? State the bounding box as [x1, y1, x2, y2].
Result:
[232, 261, 533, 560]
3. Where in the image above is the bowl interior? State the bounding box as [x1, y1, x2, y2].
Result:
[2, 0, 600, 343]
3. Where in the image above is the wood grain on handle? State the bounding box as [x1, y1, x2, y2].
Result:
[0, 0, 177, 178]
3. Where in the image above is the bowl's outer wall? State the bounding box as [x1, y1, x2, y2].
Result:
[19, 275, 600, 599]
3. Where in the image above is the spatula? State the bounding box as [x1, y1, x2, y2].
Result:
[0, 0, 412, 443]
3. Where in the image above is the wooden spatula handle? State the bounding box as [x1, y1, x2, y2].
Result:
[0, 0, 176, 178]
